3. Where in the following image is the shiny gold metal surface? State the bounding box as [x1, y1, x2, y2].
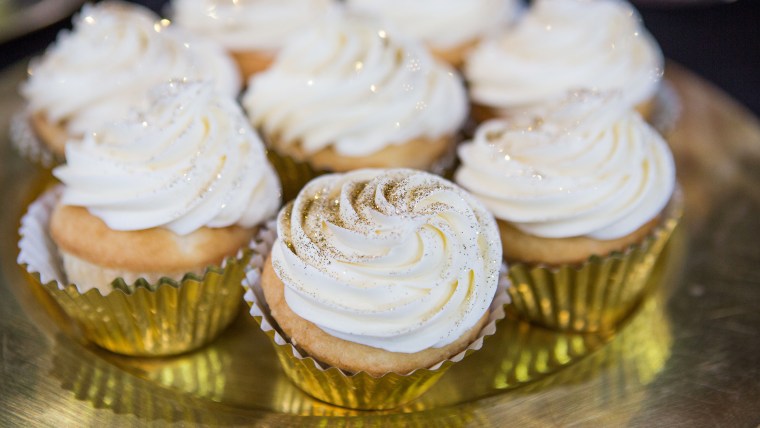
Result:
[1, 62, 759, 426]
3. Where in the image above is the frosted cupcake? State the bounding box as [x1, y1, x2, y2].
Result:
[244, 168, 506, 409]
[345, 0, 519, 67]
[171, 0, 339, 79]
[18, 81, 280, 356]
[465, 0, 663, 123]
[455, 91, 681, 332]
[16, 1, 240, 162]
[242, 14, 468, 200]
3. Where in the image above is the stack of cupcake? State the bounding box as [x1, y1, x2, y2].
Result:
[14, 0, 682, 410]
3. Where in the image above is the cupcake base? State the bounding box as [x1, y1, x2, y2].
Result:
[265, 135, 458, 201]
[232, 50, 275, 81]
[18, 187, 252, 356]
[430, 38, 478, 69]
[260, 254, 489, 377]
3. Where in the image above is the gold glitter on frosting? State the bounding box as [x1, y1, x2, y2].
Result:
[270, 168, 502, 354]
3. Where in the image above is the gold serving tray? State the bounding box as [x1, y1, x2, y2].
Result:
[1, 62, 759, 426]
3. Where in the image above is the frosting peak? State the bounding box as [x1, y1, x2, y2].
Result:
[272, 169, 501, 353]
[465, 0, 663, 114]
[455, 92, 675, 240]
[54, 81, 281, 235]
[243, 14, 467, 157]
[22, 1, 240, 136]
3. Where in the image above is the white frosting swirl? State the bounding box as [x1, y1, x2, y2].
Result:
[53, 81, 281, 235]
[22, 1, 241, 137]
[243, 15, 467, 157]
[271, 169, 501, 353]
[455, 92, 675, 240]
[346, 0, 519, 50]
[465, 0, 663, 114]
[171, 0, 339, 52]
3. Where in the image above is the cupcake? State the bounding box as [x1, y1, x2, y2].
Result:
[15, 1, 240, 162]
[465, 0, 663, 124]
[18, 81, 281, 356]
[244, 168, 506, 409]
[171, 0, 339, 79]
[242, 14, 468, 200]
[345, 0, 519, 67]
[455, 91, 682, 332]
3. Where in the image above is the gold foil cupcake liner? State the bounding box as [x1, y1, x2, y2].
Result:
[518, 237, 678, 397]
[241, 227, 509, 410]
[506, 189, 684, 333]
[18, 187, 251, 356]
[10, 110, 63, 168]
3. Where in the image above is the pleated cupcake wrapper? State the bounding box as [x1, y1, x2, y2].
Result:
[241, 227, 509, 410]
[506, 189, 684, 333]
[266, 139, 460, 203]
[17, 187, 251, 356]
[9, 109, 63, 168]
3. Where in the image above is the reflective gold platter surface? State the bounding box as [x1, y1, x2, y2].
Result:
[1, 61, 759, 426]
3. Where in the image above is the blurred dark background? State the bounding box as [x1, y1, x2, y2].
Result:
[1, 0, 759, 117]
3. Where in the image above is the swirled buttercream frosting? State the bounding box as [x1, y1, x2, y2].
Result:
[22, 1, 240, 137]
[465, 0, 663, 114]
[271, 169, 501, 353]
[172, 0, 338, 52]
[243, 15, 467, 157]
[346, 0, 518, 50]
[455, 92, 675, 240]
[53, 81, 281, 235]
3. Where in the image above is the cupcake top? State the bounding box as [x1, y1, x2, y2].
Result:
[54, 80, 281, 236]
[21, 1, 240, 137]
[171, 0, 339, 52]
[455, 91, 675, 240]
[243, 14, 467, 158]
[345, 0, 518, 51]
[271, 168, 501, 353]
[465, 0, 663, 115]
